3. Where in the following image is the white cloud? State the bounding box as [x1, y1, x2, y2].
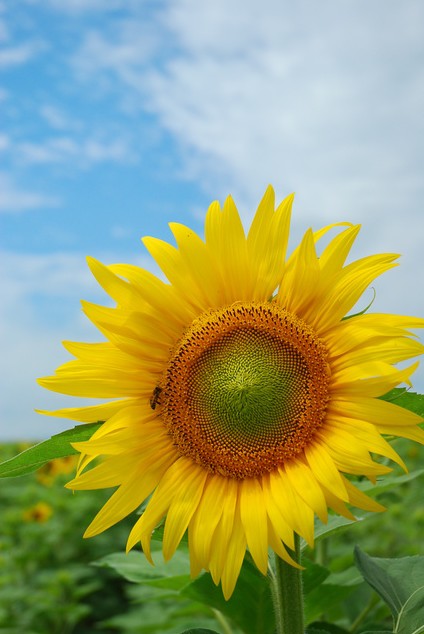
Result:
[26, 0, 129, 14]
[66, 1, 424, 224]
[0, 133, 9, 151]
[0, 40, 43, 67]
[16, 135, 134, 166]
[0, 172, 59, 213]
[39, 104, 82, 132]
[142, 0, 424, 210]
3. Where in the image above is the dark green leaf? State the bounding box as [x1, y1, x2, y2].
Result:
[180, 630, 220, 634]
[380, 390, 424, 417]
[182, 558, 273, 634]
[307, 623, 350, 634]
[354, 547, 424, 634]
[0, 423, 102, 478]
[94, 549, 191, 591]
[302, 559, 330, 595]
[304, 583, 356, 625]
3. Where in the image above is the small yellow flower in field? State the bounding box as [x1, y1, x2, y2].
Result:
[22, 501, 53, 523]
[38, 186, 424, 599]
[37, 455, 78, 486]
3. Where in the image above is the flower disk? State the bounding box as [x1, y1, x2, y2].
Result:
[38, 185, 424, 600]
[163, 303, 330, 478]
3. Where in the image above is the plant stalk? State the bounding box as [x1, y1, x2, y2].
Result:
[271, 534, 305, 634]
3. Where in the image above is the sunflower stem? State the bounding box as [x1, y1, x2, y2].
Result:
[272, 535, 305, 634]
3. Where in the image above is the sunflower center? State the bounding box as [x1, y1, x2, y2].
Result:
[160, 302, 331, 478]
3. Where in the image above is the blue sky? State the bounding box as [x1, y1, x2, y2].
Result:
[1, 0, 424, 440]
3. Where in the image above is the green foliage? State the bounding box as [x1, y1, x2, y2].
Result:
[355, 547, 424, 634]
[0, 388, 423, 632]
[180, 630, 220, 633]
[183, 558, 273, 634]
[95, 550, 192, 591]
[0, 443, 132, 633]
[380, 389, 424, 417]
[0, 423, 102, 478]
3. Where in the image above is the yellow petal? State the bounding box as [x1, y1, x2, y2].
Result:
[86, 257, 140, 306]
[126, 457, 198, 557]
[84, 447, 174, 538]
[220, 497, 247, 600]
[332, 362, 418, 397]
[342, 477, 386, 513]
[313, 254, 399, 332]
[319, 224, 361, 275]
[262, 473, 295, 550]
[247, 187, 293, 298]
[209, 479, 239, 584]
[269, 468, 315, 546]
[304, 442, 348, 501]
[162, 466, 208, 561]
[331, 396, 423, 430]
[35, 399, 135, 422]
[239, 478, 269, 574]
[188, 475, 229, 570]
[267, 519, 301, 568]
[284, 459, 328, 523]
[278, 228, 320, 315]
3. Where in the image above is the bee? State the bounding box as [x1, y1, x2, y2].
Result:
[149, 386, 162, 410]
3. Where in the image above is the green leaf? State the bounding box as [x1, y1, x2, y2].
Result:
[380, 390, 424, 417]
[354, 547, 424, 634]
[307, 623, 350, 634]
[182, 558, 273, 634]
[304, 583, 356, 625]
[303, 514, 366, 549]
[94, 549, 191, 591]
[357, 468, 424, 497]
[302, 559, 330, 595]
[180, 630, 220, 634]
[0, 422, 102, 478]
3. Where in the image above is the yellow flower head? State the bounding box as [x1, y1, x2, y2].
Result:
[23, 501, 53, 523]
[38, 186, 424, 599]
[36, 455, 78, 486]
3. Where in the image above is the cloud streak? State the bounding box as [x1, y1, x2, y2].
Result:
[0, 172, 60, 213]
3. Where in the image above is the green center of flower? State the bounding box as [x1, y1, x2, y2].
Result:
[190, 329, 308, 442]
[161, 302, 331, 478]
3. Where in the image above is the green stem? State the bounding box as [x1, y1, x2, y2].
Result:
[348, 594, 378, 633]
[211, 608, 234, 634]
[271, 534, 305, 634]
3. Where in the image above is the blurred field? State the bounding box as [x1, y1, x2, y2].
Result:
[0, 439, 423, 633]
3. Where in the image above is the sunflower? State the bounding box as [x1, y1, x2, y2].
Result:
[38, 186, 424, 599]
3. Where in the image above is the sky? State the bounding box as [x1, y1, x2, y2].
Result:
[1, 0, 424, 440]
